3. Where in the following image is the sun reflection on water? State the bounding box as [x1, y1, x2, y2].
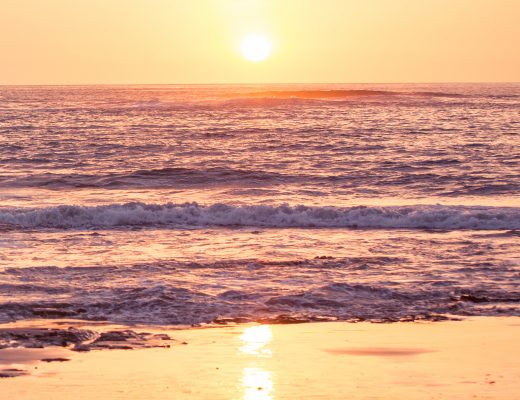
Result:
[242, 367, 273, 400]
[240, 325, 273, 357]
[239, 325, 274, 399]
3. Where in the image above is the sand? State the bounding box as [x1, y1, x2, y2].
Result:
[1, 317, 519, 399]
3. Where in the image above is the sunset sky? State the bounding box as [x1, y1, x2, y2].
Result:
[1, 0, 519, 84]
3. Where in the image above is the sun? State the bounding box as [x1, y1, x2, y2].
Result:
[240, 35, 272, 62]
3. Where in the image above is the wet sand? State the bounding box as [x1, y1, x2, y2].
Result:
[1, 317, 519, 399]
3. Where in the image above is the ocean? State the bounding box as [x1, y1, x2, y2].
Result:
[0, 83, 519, 326]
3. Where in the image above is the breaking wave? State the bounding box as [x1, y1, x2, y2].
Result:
[1, 202, 519, 230]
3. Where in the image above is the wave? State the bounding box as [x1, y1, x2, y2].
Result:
[239, 89, 394, 99]
[3, 169, 519, 198]
[2, 259, 518, 325]
[1, 202, 519, 230]
[235, 89, 468, 100]
[0, 168, 284, 189]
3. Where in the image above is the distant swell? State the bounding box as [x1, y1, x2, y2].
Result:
[240, 89, 394, 99]
[236, 89, 468, 100]
[1, 202, 519, 230]
[0, 167, 281, 189]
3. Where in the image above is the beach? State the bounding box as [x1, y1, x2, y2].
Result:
[1, 317, 519, 399]
[2, 1, 519, 398]
[1, 83, 519, 398]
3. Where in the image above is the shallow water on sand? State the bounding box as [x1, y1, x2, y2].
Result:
[2, 319, 520, 399]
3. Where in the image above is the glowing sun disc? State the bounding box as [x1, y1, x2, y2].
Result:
[241, 35, 272, 62]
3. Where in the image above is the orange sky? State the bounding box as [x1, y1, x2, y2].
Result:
[1, 0, 519, 84]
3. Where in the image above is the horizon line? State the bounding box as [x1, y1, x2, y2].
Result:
[1, 81, 519, 87]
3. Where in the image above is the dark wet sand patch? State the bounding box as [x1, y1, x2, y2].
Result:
[0, 327, 181, 378]
[0, 327, 177, 352]
[0, 368, 29, 378]
[323, 347, 435, 357]
[0, 348, 69, 364]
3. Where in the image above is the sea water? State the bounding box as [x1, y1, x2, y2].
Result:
[0, 83, 519, 324]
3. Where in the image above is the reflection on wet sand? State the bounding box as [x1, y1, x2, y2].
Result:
[240, 325, 274, 399]
[240, 325, 273, 357]
[242, 367, 274, 400]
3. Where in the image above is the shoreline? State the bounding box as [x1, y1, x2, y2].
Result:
[1, 316, 519, 399]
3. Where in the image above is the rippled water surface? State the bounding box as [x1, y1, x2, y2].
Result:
[0, 84, 519, 324]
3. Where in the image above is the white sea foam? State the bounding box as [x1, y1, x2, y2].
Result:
[1, 202, 519, 230]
